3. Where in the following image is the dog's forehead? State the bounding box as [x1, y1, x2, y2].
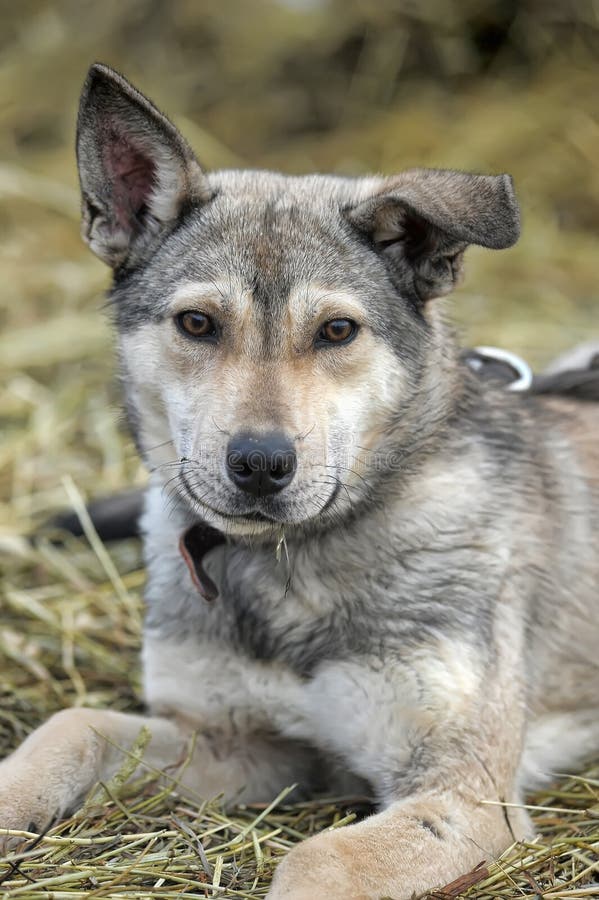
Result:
[168, 171, 384, 308]
[200, 170, 373, 264]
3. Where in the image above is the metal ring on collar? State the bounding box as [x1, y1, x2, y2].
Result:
[473, 346, 533, 392]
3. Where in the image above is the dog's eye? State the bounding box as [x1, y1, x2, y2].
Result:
[316, 318, 358, 347]
[176, 311, 217, 340]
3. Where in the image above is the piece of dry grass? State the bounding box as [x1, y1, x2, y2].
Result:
[1, 3, 598, 897]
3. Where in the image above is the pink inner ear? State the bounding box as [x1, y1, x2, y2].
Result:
[104, 126, 157, 231]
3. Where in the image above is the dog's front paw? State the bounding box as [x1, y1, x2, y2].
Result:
[267, 830, 375, 900]
[0, 762, 57, 851]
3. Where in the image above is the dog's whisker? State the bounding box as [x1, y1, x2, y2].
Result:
[210, 417, 230, 436]
[144, 438, 177, 454]
[295, 422, 317, 443]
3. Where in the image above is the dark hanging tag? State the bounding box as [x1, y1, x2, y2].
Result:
[179, 523, 226, 601]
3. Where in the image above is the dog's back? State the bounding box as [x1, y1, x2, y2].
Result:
[514, 386, 599, 782]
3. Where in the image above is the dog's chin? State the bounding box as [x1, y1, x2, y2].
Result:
[179, 490, 335, 537]
[206, 509, 282, 537]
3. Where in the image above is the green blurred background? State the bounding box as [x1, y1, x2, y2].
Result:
[1, 0, 599, 523]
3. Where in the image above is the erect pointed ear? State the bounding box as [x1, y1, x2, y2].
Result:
[76, 63, 208, 270]
[346, 169, 520, 302]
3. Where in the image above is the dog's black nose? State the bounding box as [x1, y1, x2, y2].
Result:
[226, 432, 297, 497]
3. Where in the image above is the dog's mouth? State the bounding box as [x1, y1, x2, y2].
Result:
[178, 472, 287, 529]
[179, 470, 340, 531]
[239, 510, 277, 523]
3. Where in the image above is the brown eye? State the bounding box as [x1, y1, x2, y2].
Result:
[176, 310, 217, 340]
[317, 318, 357, 346]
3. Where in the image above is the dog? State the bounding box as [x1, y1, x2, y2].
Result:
[0, 63, 598, 900]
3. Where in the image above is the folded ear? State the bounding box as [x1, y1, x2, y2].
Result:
[77, 63, 207, 270]
[346, 169, 520, 302]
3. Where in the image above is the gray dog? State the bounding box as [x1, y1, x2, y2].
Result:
[1, 64, 597, 900]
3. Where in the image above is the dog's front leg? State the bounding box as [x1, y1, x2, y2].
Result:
[268, 785, 526, 900]
[0, 708, 185, 840]
[268, 637, 530, 900]
[0, 706, 315, 846]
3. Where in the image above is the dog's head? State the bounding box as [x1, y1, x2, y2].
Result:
[77, 63, 520, 537]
